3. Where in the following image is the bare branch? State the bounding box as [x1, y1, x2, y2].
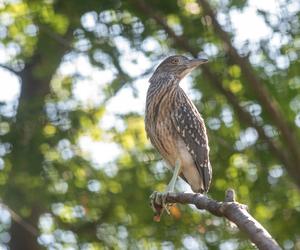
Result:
[0, 203, 38, 236]
[0, 64, 20, 76]
[154, 190, 281, 250]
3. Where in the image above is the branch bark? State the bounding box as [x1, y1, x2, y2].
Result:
[154, 190, 281, 250]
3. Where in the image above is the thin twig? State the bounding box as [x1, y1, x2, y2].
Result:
[0, 203, 38, 236]
[0, 64, 20, 76]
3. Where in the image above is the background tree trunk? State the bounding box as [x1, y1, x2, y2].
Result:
[4, 26, 73, 248]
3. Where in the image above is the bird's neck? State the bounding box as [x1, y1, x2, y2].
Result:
[149, 73, 181, 88]
[147, 74, 181, 110]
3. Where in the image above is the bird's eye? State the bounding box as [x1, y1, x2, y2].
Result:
[171, 58, 179, 64]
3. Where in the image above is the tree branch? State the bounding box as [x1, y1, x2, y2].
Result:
[0, 64, 20, 76]
[153, 190, 281, 250]
[0, 202, 38, 237]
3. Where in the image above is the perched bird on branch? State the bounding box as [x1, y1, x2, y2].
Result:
[145, 54, 212, 217]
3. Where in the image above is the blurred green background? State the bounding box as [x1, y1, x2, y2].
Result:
[0, 0, 299, 249]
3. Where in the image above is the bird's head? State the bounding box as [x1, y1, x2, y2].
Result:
[150, 54, 208, 83]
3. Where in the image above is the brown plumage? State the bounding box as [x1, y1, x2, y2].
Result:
[145, 55, 212, 193]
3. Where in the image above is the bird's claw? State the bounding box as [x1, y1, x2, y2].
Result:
[150, 191, 172, 221]
[150, 191, 170, 212]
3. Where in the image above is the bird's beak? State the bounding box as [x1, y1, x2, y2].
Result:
[178, 53, 208, 79]
[188, 53, 209, 68]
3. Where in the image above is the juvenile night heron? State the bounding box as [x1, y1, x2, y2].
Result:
[145, 54, 212, 215]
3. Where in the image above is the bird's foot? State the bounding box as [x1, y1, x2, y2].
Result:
[150, 161, 180, 221]
[150, 191, 172, 221]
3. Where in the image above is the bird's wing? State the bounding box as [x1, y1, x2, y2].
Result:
[171, 96, 212, 192]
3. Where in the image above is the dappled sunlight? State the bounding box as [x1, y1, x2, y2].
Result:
[0, 69, 19, 102]
[0, 0, 299, 248]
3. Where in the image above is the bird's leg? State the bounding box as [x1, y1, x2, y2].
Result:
[162, 160, 181, 213]
[166, 160, 181, 193]
[150, 160, 181, 220]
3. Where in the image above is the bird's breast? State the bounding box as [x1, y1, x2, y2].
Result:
[145, 89, 178, 159]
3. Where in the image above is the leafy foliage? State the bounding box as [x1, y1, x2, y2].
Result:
[0, 0, 300, 249]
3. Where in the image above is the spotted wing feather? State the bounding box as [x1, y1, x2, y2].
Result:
[172, 97, 212, 192]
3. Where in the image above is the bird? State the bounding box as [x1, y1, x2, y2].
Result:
[145, 54, 212, 217]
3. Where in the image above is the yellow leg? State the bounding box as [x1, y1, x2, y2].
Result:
[150, 160, 181, 219]
[166, 160, 181, 192]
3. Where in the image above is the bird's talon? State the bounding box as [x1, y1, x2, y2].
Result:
[149, 191, 173, 218]
[162, 192, 171, 214]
